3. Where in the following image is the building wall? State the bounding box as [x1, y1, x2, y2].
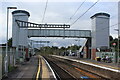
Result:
[95, 16, 109, 48]
[12, 11, 29, 47]
[91, 13, 110, 59]
[91, 15, 109, 48]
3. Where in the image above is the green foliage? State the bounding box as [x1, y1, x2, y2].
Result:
[8, 65, 14, 72]
[38, 45, 81, 55]
[8, 38, 12, 47]
[110, 36, 120, 52]
[67, 45, 81, 51]
[109, 35, 113, 42]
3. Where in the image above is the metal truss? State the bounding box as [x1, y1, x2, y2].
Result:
[15, 20, 70, 28]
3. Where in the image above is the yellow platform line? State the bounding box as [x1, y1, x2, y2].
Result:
[36, 56, 40, 80]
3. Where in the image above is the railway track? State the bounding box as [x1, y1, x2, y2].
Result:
[44, 56, 76, 80]
[44, 56, 107, 80]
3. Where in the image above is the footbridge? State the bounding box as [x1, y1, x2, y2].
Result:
[12, 10, 110, 60]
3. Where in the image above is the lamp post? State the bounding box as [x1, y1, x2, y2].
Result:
[114, 29, 119, 63]
[5, 7, 17, 75]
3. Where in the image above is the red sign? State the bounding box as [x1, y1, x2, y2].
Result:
[112, 43, 116, 46]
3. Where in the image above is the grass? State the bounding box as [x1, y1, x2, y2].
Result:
[8, 65, 15, 72]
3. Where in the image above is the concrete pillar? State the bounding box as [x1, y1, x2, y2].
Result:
[90, 13, 110, 60]
[85, 38, 91, 59]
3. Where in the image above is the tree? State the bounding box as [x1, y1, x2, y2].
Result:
[110, 37, 120, 52]
[109, 35, 113, 42]
[60, 47, 66, 50]
[8, 38, 12, 47]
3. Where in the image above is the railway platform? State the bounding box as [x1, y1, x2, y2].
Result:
[52, 55, 120, 79]
[52, 55, 120, 71]
[2, 55, 38, 80]
[65, 56, 120, 70]
[2, 55, 56, 80]
[38, 55, 56, 80]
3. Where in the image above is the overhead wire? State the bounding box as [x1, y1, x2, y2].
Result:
[42, 0, 48, 23]
[71, 0, 100, 26]
[67, 0, 86, 23]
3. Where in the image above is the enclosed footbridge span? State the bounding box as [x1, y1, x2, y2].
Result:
[28, 29, 91, 38]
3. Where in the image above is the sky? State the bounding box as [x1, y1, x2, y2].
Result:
[0, 0, 119, 47]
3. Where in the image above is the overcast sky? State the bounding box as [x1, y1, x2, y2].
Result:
[0, 0, 119, 47]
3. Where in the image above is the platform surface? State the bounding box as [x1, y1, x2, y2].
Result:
[2, 55, 54, 80]
[52, 55, 120, 72]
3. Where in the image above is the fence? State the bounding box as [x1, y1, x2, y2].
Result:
[0, 47, 26, 79]
[1, 50, 16, 77]
[96, 52, 116, 63]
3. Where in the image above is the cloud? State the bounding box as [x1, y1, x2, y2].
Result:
[52, 42, 59, 46]
[110, 34, 118, 38]
[0, 34, 6, 44]
[0, 1, 119, 45]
